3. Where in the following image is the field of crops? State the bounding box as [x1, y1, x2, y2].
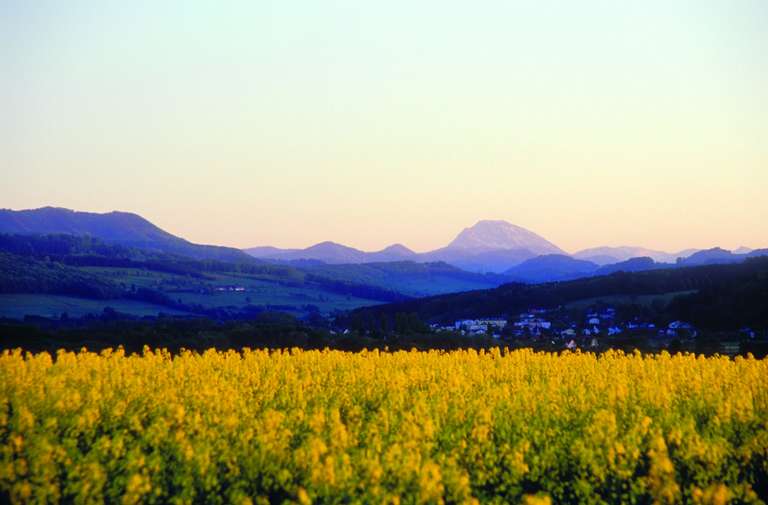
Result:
[1, 348, 767, 504]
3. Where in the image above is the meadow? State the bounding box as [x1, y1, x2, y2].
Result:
[0, 294, 195, 320]
[1, 348, 766, 504]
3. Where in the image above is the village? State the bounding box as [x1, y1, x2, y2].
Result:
[429, 304, 710, 351]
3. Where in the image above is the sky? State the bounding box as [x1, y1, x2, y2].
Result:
[1, 1, 766, 254]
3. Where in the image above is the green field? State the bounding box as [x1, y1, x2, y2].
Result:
[3, 266, 384, 318]
[304, 263, 503, 297]
[171, 289, 379, 312]
[104, 267, 384, 313]
[0, 294, 192, 319]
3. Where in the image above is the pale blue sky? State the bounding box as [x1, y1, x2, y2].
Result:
[1, 1, 766, 252]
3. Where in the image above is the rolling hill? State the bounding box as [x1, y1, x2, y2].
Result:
[594, 257, 666, 275]
[350, 257, 768, 331]
[0, 207, 253, 262]
[302, 261, 512, 297]
[504, 254, 599, 283]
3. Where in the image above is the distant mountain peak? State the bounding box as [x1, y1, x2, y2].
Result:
[476, 219, 514, 226]
[572, 245, 698, 265]
[380, 243, 413, 254]
[446, 220, 564, 255]
[306, 241, 353, 250]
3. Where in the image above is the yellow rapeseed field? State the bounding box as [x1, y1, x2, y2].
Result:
[1, 347, 767, 504]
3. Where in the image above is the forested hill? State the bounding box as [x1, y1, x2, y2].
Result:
[350, 257, 768, 330]
[0, 234, 515, 320]
[0, 207, 253, 262]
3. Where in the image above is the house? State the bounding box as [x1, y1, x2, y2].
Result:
[587, 317, 601, 326]
[629, 322, 656, 330]
[514, 318, 552, 331]
[454, 318, 507, 336]
[666, 321, 696, 337]
[215, 285, 246, 292]
[739, 328, 756, 339]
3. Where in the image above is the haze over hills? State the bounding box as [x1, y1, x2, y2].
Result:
[572, 246, 698, 265]
[246, 219, 735, 274]
[247, 220, 567, 272]
[677, 247, 768, 266]
[247, 241, 419, 265]
[502, 248, 768, 283]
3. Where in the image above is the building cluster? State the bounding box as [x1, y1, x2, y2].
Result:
[432, 305, 700, 349]
[431, 318, 508, 337]
[214, 285, 246, 292]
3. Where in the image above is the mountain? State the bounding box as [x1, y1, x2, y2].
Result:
[677, 247, 741, 266]
[246, 220, 563, 272]
[245, 246, 299, 257]
[276, 241, 369, 264]
[277, 242, 420, 264]
[594, 256, 667, 276]
[504, 254, 599, 283]
[245, 242, 412, 265]
[366, 244, 418, 262]
[0, 207, 254, 262]
[575, 254, 622, 265]
[572, 246, 694, 265]
[675, 248, 702, 258]
[444, 220, 564, 254]
[248, 220, 744, 276]
[664, 247, 768, 266]
[734, 246, 754, 255]
[420, 220, 565, 273]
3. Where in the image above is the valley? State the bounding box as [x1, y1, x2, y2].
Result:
[0, 208, 765, 325]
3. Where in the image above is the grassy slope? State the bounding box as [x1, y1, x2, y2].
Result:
[0, 263, 384, 319]
[303, 261, 509, 297]
[0, 294, 192, 319]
